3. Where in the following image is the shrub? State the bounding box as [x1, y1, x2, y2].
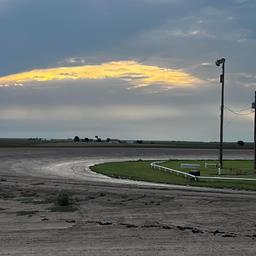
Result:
[237, 140, 245, 146]
[56, 191, 70, 206]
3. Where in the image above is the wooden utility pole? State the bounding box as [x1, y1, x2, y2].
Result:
[254, 91, 256, 169]
[216, 58, 226, 170]
[219, 61, 225, 169]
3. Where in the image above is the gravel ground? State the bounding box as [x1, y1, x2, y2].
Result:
[0, 147, 255, 256]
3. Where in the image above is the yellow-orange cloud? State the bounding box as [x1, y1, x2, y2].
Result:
[0, 60, 202, 88]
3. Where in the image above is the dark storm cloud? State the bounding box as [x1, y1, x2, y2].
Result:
[0, 0, 181, 75]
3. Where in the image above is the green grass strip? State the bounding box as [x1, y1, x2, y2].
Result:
[91, 160, 256, 191]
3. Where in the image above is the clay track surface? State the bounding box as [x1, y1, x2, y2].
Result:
[0, 148, 256, 256]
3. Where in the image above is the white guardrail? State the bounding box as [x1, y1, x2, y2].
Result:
[150, 161, 198, 181]
[150, 161, 256, 182]
[198, 176, 256, 181]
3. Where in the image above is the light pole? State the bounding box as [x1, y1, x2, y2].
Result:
[216, 58, 226, 170]
[252, 91, 256, 170]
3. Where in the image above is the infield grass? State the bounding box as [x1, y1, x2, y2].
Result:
[91, 160, 256, 191]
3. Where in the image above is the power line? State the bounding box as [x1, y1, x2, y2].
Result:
[225, 105, 251, 113]
[224, 105, 254, 116]
[236, 106, 251, 112]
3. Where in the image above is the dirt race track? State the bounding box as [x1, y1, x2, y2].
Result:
[0, 147, 256, 256]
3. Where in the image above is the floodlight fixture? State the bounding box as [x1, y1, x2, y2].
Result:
[216, 58, 225, 67]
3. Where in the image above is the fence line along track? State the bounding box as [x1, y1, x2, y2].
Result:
[150, 161, 197, 180]
[150, 161, 256, 182]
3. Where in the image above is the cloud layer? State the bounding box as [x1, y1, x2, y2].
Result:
[0, 0, 255, 141]
[0, 61, 202, 89]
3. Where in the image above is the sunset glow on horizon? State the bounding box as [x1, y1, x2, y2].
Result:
[0, 60, 202, 89]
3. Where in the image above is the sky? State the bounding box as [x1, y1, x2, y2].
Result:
[0, 0, 255, 141]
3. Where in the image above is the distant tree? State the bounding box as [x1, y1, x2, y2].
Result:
[94, 135, 102, 142]
[74, 136, 80, 142]
[106, 138, 111, 142]
[84, 137, 89, 143]
[237, 140, 245, 146]
[136, 140, 143, 144]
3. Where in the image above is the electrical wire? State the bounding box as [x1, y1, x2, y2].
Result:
[236, 106, 251, 112]
[224, 105, 254, 116]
